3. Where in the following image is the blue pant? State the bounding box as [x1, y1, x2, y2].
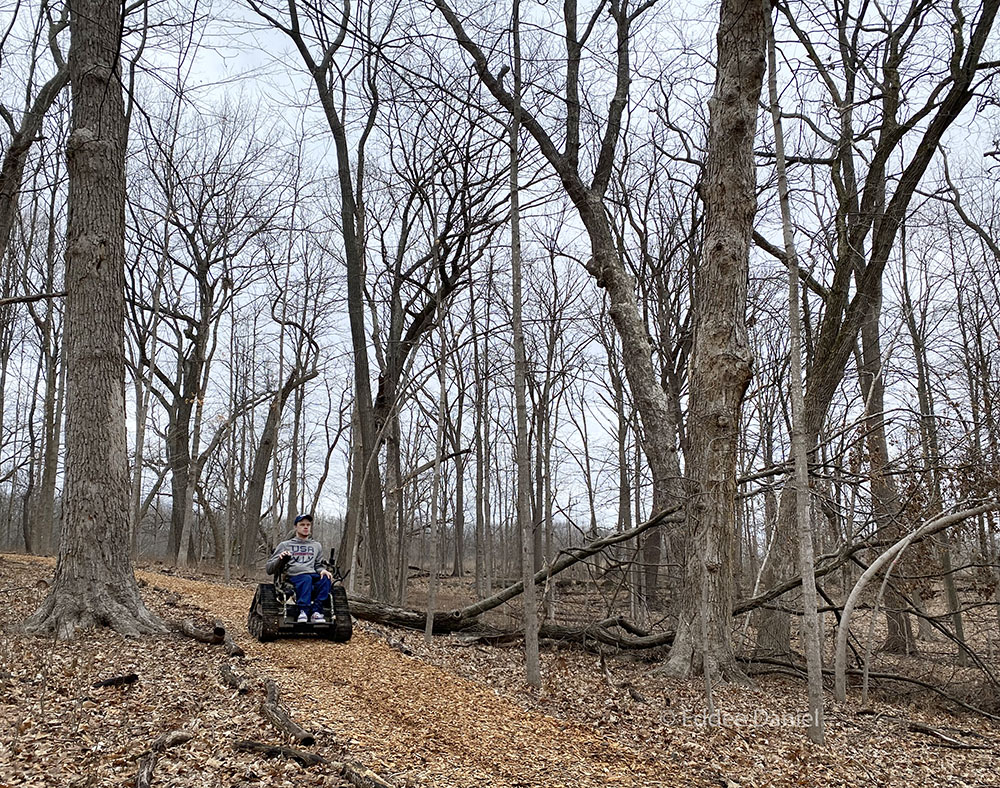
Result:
[289, 573, 331, 616]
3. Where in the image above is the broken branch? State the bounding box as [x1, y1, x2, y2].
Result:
[260, 678, 315, 746]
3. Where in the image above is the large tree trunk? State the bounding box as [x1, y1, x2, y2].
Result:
[25, 0, 162, 638]
[660, 0, 765, 680]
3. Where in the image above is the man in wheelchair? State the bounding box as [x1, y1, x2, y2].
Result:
[265, 513, 334, 623]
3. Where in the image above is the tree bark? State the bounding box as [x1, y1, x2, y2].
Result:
[25, 0, 163, 638]
[660, 0, 765, 680]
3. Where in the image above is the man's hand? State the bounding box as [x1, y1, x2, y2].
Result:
[319, 568, 333, 581]
[280, 550, 291, 560]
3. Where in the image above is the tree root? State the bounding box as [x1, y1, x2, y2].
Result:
[234, 739, 326, 766]
[25, 583, 165, 640]
[134, 730, 195, 788]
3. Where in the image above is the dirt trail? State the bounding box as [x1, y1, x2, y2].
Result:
[144, 571, 687, 788]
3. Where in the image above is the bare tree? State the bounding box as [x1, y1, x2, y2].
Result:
[432, 0, 681, 562]
[10, 115, 68, 556]
[659, 0, 765, 680]
[764, 2, 823, 741]
[248, 0, 395, 597]
[0, 0, 68, 267]
[26, 0, 162, 638]
[753, 0, 1000, 657]
[129, 107, 285, 565]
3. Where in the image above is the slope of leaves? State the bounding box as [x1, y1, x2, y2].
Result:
[2, 553, 998, 787]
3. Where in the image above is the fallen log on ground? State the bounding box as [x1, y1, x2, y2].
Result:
[224, 634, 245, 658]
[134, 729, 194, 788]
[170, 618, 225, 645]
[352, 535, 864, 650]
[466, 619, 675, 651]
[908, 721, 990, 750]
[260, 678, 314, 746]
[220, 663, 250, 694]
[351, 514, 981, 658]
[93, 673, 138, 689]
[854, 709, 994, 749]
[233, 741, 397, 786]
[337, 760, 398, 788]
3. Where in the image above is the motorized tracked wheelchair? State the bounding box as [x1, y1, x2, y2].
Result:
[247, 550, 353, 642]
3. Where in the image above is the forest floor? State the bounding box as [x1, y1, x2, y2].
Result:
[2, 553, 1000, 787]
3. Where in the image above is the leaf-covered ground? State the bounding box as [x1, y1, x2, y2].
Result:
[2, 553, 998, 787]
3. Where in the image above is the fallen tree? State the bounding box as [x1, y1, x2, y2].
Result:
[834, 502, 1000, 701]
[350, 503, 1000, 662]
[351, 506, 683, 634]
[260, 678, 314, 746]
[134, 730, 195, 788]
[349, 507, 868, 646]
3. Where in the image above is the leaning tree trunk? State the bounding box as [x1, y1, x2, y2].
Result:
[26, 0, 163, 639]
[240, 368, 317, 571]
[0, 53, 68, 268]
[660, 0, 765, 680]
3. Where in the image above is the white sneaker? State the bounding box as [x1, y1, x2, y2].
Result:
[311, 612, 327, 624]
[296, 611, 308, 623]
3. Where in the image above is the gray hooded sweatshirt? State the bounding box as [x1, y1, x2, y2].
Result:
[265, 537, 328, 576]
